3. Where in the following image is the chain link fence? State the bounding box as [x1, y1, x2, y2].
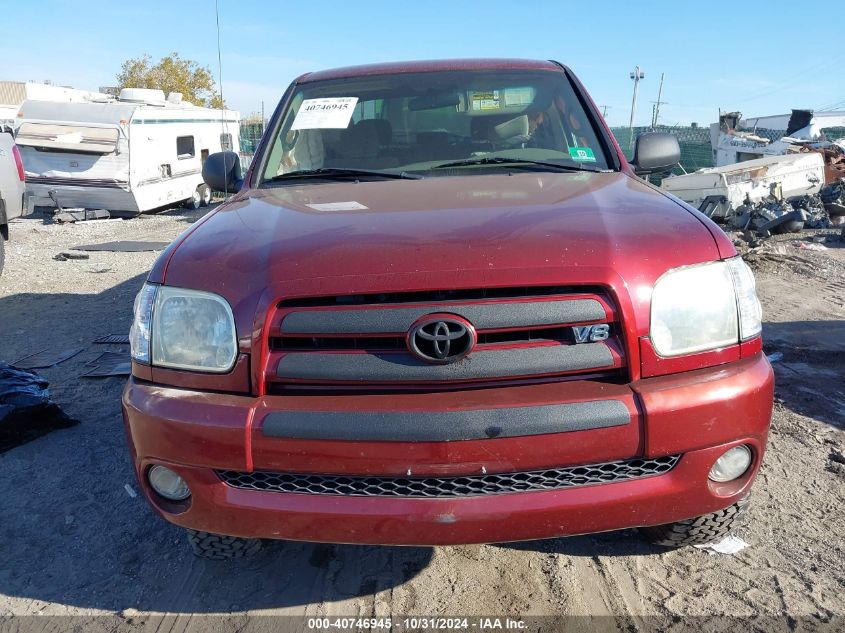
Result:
[238, 121, 266, 171]
[610, 126, 715, 174]
[610, 124, 845, 175]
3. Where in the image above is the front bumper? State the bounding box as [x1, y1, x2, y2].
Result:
[122, 354, 773, 545]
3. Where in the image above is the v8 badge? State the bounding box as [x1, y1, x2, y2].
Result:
[572, 324, 610, 343]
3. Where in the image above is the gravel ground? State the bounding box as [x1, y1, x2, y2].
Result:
[0, 209, 843, 632]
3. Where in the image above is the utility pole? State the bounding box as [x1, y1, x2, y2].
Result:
[628, 66, 644, 149]
[651, 72, 666, 129]
[598, 105, 610, 118]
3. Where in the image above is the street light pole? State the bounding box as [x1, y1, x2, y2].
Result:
[628, 66, 644, 149]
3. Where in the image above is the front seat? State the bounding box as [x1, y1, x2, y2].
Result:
[334, 120, 397, 169]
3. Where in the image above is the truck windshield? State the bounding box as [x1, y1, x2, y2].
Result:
[261, 69, 612, 183]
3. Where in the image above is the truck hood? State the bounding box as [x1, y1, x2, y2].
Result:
[161, 171, 722, 339]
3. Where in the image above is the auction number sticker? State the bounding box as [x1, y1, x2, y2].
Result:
[292, 97, 358, 130]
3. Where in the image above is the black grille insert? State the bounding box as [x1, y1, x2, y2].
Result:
[271, 326, 590, 351]
[277, 286, 607, 308]
[217, 455, 680, 498]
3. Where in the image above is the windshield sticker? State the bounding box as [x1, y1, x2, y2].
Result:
[568, 147, 596, 162]
[503, 87, 534, 107]
[291, 97, 358, 130]
[471, 91, 500, 111]
[306, 201, 369, 211]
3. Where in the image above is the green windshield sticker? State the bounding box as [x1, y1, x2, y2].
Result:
[569, 147, 596, 162]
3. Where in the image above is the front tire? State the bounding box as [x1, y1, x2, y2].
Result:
[639, 495, 750, 548]
[186, 529, 262, 559]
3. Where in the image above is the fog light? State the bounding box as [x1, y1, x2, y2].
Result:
[148, 465, 191, 501]
[708, 445, 752, 482]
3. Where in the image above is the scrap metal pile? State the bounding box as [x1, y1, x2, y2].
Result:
[662, 150, 845, 237]
[731, 186, 840, 235]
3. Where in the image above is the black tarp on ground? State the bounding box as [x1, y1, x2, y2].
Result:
[0, 364, 78, 453]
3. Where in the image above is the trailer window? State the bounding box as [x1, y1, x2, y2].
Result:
[16, 123, 119, 154]
[220, 132, 233, 151]
[176, 136, 195, 159]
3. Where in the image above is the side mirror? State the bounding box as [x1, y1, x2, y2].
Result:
[630, 132, 680, 176]
[202, 151, 243, 193]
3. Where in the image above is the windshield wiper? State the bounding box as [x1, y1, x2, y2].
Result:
[432, 157, 606, 172]
[263, 167, 423, 184]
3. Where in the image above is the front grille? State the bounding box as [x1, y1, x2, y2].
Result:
[265, 286, 623, 389]
[217, 455, 680, 498]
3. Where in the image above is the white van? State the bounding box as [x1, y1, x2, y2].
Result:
[16, 88, 240, 215]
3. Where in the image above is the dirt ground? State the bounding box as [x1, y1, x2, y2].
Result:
[0, 208, 843, 632]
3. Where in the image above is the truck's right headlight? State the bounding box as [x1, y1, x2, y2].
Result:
[650, 257, 761, 357]
[130, 283, 238, 373]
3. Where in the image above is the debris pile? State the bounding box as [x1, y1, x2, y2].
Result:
[661, 152, 831, 238]
[790, 193, 833, 228]
[713, 188, 834, 236]
[732, 196, 807, 234]
[819, 179, 845, 226]
[800, 140, 845, 184]
[731, 228, 844, 280]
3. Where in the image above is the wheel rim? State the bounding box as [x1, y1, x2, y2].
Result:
[201, 187, 211, 204]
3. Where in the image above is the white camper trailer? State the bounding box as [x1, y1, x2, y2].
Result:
[661, 152, 825, 215]
[15, 88, 240, 215]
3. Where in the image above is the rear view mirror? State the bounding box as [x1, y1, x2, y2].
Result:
[202, 151, 243, 193]
[630, 132, 680, 176]
[409, 93, 460, 111]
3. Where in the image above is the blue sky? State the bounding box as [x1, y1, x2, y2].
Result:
[3, 1, 843, 127]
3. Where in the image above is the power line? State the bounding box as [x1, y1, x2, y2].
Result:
[816, 98, 845, 112]
[730, 53, 845, 106]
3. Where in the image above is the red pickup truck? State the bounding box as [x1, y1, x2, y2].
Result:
[123, 59, 773, 559]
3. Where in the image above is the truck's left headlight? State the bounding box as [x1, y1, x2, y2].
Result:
[650, 257, 762, 357]
[130, 283, 238, 373]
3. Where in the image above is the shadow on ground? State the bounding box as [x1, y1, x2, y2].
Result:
[496, 529, 664, 557]
[763, 320, 845, 429]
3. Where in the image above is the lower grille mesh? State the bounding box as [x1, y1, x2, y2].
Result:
[217, 455, 681, 498]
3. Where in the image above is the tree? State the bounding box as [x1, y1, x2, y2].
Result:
[116, 53, 224, 108]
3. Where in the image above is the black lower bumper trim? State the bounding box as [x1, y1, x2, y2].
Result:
[261, 399, 630, 442]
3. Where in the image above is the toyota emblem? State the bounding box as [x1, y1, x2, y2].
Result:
[407, 315, 476, 364]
